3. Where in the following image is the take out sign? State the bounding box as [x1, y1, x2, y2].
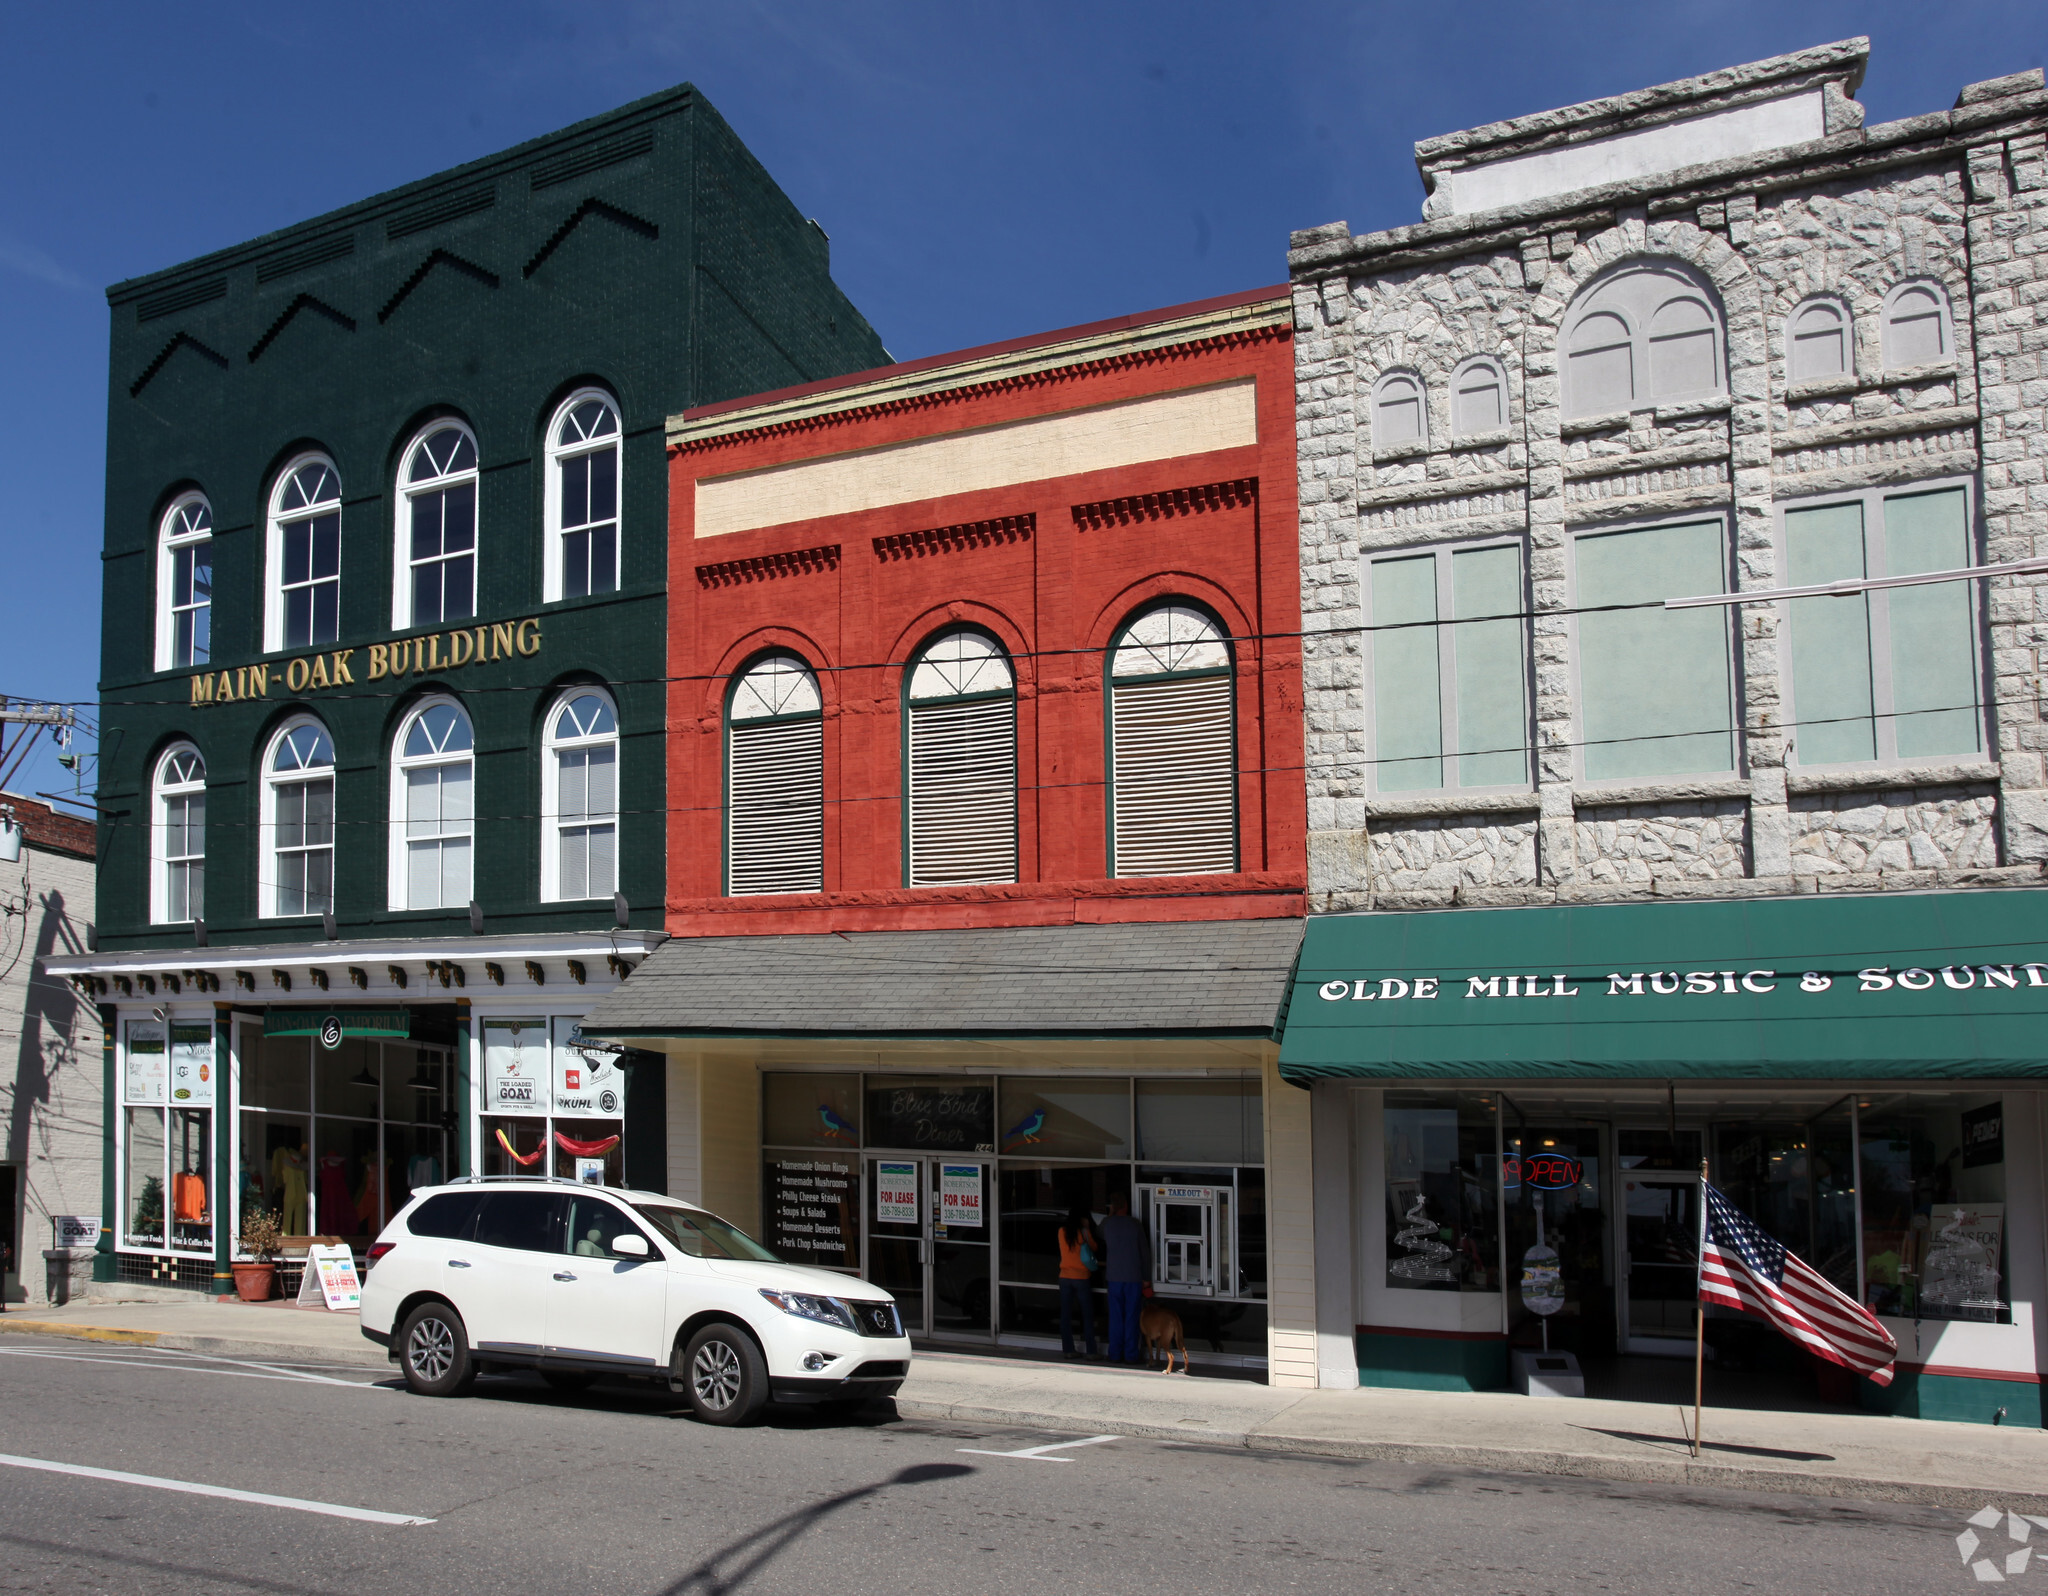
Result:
[1316, 962, 2048, 1003]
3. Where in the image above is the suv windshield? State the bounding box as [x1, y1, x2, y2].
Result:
[634, 1204, 781, 1262]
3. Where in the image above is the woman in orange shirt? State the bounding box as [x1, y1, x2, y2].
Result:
[1057, 1206, 1101, 1361]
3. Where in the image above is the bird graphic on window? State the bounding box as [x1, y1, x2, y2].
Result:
[818, 1105, 856, 1143]
[1004, 1108, 1046, 1147]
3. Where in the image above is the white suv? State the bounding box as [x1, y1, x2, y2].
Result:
[358, 1178, 910, 1424]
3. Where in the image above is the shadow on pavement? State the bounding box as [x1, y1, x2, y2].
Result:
[1574, 1426, 1835, 1462]
[654, 1462, 975, 1594]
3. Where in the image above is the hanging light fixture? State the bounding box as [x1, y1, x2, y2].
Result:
[350, 1063, 379, 1089]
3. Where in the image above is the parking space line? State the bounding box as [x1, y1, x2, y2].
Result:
[0, 1347, 386, 1389]
[0, 1452, 434, 1525]
[958, 1434, 1122, 1461]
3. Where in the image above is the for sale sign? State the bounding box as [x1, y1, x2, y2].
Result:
[938, 1164, 983, 1228]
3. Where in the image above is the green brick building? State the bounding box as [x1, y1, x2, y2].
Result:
[51, 85, 887, 1294]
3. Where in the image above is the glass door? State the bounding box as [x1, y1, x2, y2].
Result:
[866, 1157, 926, 1336]
[929, 1158, 992, 1340]
[1620, 1173, 1700, 1355]
[863, 1155, 994, 1342]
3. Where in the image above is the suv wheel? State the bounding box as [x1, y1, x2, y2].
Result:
[399, 1302, 477, 1397]
[678, 1324, 767, 1426]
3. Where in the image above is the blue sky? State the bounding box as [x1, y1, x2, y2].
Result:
[0, 0, 2038, 806]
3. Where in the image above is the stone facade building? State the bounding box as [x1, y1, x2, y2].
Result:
[1278, 44, 2048, 1424]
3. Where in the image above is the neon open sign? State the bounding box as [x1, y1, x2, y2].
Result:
[1520, 1155, 1584, 1191]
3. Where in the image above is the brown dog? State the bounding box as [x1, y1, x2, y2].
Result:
[1139, 1300, 1187, 1374]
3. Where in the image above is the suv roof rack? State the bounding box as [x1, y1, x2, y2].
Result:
[444, 1173, 611, 1189]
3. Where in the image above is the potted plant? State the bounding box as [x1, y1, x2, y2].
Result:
[232, 1209, 284, 1302]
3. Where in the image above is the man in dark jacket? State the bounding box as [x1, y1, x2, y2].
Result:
[1098, 1196, 1149, 1364]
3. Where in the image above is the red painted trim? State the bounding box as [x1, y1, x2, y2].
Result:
[1895, 1361, 2042, 1384]
[680, 285, 1292, 422]
[1357, 1324, 1508, 1342]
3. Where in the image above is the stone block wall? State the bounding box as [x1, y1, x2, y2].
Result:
[1293, 64, 2048, 912]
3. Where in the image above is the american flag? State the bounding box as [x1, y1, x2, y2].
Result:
[1699, 1183, 1896, 1387]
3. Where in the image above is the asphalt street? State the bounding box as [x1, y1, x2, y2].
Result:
[0, 1331, 1991, 1595]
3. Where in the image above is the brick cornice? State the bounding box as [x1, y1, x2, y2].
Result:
[1071, 477, 1257, 530]
[694, 545, 840, 588]
[669, 311, 1290, 456]
[873, 515, 1034, 562]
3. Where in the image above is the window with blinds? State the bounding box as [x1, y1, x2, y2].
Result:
[726, 653, 824, 895]
[906, 630, 1016, 886]
[1108, 605, 1236, 877]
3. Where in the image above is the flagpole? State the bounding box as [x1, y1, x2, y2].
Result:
[1692, 1157, 1707, 1459]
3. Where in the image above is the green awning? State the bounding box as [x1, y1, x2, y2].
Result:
[1279, 889, 2048, 1083]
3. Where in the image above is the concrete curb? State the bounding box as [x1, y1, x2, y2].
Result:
[892, 1397, 2048, 1513]
[0, 1318, 391, 1370]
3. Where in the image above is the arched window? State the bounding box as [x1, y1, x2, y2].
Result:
[1107, 605, 1235, 877]
[905, 630, 1016, 886]
[545, 391, 621, 601]
[1372, 372, 1426, 450]
[389, 698, 474, 911]
[155, 494, 212, 671]
[1563, 262, 1725, 418]
[1883, 282, 1951, 369]
[543, 689, 618, 902]
[1787, 298, 1849, 383]
[1450, 357, 1507, 437]
[394, 422, 479, 629]
[725, 654, 823, 896]
[262, 719, 335, 918]
[151, 744, 205, 924]
[265, 456, 341, 652]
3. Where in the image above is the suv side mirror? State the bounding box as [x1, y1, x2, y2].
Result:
[610, 1232, 651, 1259]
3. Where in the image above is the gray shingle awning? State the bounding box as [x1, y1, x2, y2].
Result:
[580, 919, 1304, 1040]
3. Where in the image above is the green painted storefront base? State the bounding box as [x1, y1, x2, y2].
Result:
[1861, 1369, 2043, 1427]
[1357, 1331, 1508, 1392]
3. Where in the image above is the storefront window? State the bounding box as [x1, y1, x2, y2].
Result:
[1136, 1079, 1261, 1163]
[119, 1019, 217, 1256]
[1384, 1091, 1500, 1293]
[239, 1027, 451, 1251]
[1714, 1106, 1856, 1292]
[997, 1078, 1130, 1159]
[764, 1072, 861, 1150]
[1502, 1121, 1602, 1351]
[1859, 1093, 2007, 1324]
[124, 1106, 166, 1248]
[865, 1076, 993, 1152]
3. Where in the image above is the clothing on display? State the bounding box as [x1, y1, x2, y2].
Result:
[408, 1154, 441, 1189]
[271, 1146, 309, 1235]
[316, 1152, 352, 1229]
[172, 1171, 207, 1224]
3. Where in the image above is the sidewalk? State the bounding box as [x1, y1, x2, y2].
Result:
[5, 1301, 2044, 1510]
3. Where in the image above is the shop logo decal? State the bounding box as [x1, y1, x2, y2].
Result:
[319, 1016, 344, 1050]
[1954, 1504, 2046, 1582]
[598, 1089, 619, 1115]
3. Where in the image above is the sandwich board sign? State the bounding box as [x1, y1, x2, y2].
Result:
[295, 1244, 362, 1311]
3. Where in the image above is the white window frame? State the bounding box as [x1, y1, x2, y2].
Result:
[904, 629, 1018, 887]
[1362, 536, 1532, 796]
[1881, 279, 1954, 371]
[1565, 510, 1739, 785]
[1106, 603, 1237, 878]
[391, 421, 481, 631]
[1371, 370, 1428, 454]
[725, 653, 825, 897]
[150, 743, 206, 925]
[259, 715, 336, 920]
[263, 453, 342, 654]
[154, 493, 213, 672]
[1448, 356, 1509, 440]
[1562, 260, 1727, 419]
[541, 686, 620, 902]
[1785, 294, 1853, 385]
[543, 388, 623, 603]
[387, 694, 476, 912]
[1772, 473, 1984, 772]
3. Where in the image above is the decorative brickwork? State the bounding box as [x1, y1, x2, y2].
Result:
[1070, 478, 1256, 530]
[872, 516, 1033, 562]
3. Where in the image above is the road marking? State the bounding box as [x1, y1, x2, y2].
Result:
[958, 1434, 1122, 1462]
[0, 1347, 385, 1389]
[0, 1452, 433, 1525]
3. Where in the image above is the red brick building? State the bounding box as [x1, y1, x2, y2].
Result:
[662, 286, 1304, 934]
[579, 289, 1322, 1380]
